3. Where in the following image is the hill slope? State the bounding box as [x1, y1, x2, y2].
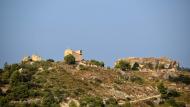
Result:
[0, 60, 190, 107]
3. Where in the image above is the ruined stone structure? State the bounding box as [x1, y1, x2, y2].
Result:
[22, 54, 42, 62]
[115, 57, 179, 71]
[64, 49, 83, 62]
[31, 55, 42, 62]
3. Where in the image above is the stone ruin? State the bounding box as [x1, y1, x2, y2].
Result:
[115, 57, 179, 71]
[64, 49, 83, 62]
[22, 54, 42, 62]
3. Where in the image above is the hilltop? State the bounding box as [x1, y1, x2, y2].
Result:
[0, 55, 190, 107]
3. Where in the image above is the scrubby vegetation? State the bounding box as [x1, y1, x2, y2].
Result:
[0, 59, 189, 107]
[115, 60, 131, 71]
[64, 54, 76, 64]
[89, 60, 104, 67]
[169, 74, 190, 85]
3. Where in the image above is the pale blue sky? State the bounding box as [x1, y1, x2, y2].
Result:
[0, 0, 190, 68]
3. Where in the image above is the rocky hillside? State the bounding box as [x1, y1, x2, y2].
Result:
[0, 58, 190, 107]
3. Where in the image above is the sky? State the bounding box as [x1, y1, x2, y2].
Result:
[0, 0, 190, 68]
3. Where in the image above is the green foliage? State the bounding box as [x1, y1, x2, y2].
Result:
[167, 89, 180, 98]
[0, 68, 3, 73]
[69, 100, 78, 107]
[161, 98, 186, 107]
[20, 63, 38, 71]
[132, 62, 139, 71]
[10, 70, 20, 85]
[9, 83, 29, 100]
[130, 76, 144, 85]
[47, 59, 54, 62]
[169, 74, 190, 85]
[64, 54, 76, 65]
[158, 64, 165, 69]
[0, 96, 9, 107]
[89, 60, 104, 67]
[105, 97, 119, 107]
[80, 96, 104, 107]
[10, 69, 36, 86]
[121, 101, 131, 107]
[147, 63, 154, 70]
[157, 82, 167, 95]
[78, 65, 87, 70]
[115, 60, 131, 71]
[42, 91, 59, 107]
[157, 82, 180, 100]
[1, 63, 21, 84]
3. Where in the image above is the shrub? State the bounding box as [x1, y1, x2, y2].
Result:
[166, 98, 178, 107]
[69, 100, 78, 107]
[0, 68, 3, 73]
[80, 96, 104, 107]
[64, 54, 76, 65]
[10, 69, 35, 86]
[9, 83, 29, 100]
[78, 65, 87, 70]
[10, 70, 20, 86]
[47, 59, 54, 62]
[121, 101, 131, 107]
[42, 91, 59, 107]
[89, 60, 104, 67]
[115, 60, 131, 71]
[132, 62, 139, 71]
[0, 96, 9, 107]
[157, 82, 167, 95]
[167, 89, 180, 97]
[105, 97, 119, 107]
[169, 74, 190, 85]
[130, 76, 144, 85]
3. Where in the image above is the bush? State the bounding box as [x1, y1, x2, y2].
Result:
[167, 89, 180, 97]
[80, 96, 104, 107]
[64, 54, 76, 65]
[130, 76, 144, 85]
[10, 69, 35, 86]
[9, 83, 29, 100]
[0, 96, 9, 107]
[69, 100, 78, 107]
[89, 60, 104, 67]
[78, 65, 87, 70]
[132, 62, 139, 71]
[121, 101, 131, 107]
[169, 74, 190, 85]
[157, 82, 167, 95]
[105, 97, 119, 107]
[115, 60, 131, 71]
[42, 91, 59, 107]
[47, 59, 54, 62]
[10, 70, 20, 86]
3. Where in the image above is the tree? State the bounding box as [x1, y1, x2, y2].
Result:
[9, 83, 29, 100]
[132, 62, 139, 71]
[10, 71, 20, 86]
[90, 60, 104, 67]
[115, 60, 131, 71]
[47, 59, 54, 62]
[64, 54, 76, 64]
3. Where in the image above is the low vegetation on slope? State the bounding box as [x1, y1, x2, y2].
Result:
[0, 58, 190, 107]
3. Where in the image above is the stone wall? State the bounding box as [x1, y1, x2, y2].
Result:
[22, 54, 42, 62]
[64, 49, 83, 62]
[115, 57, 179, 71]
